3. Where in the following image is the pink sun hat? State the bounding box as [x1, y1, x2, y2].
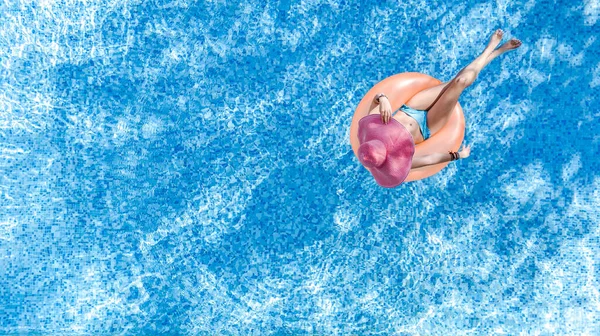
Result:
[357, 114, 415, 188]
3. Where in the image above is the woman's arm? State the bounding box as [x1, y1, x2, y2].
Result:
[411, 152, 455, 169]
[411, 145, 471, 169]
[367, 93, 393, 123]
[368, 93, 385, 115]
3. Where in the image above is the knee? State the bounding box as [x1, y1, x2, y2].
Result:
[454, 69, 477, 88]
[454, 76, 471, 88]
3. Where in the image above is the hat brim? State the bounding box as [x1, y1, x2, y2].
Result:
[358, 115, 415, 188]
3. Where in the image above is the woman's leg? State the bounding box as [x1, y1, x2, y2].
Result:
[404, 81, 451, 111]
[405, 29, 507, 112]
[425, 33, 522, 134]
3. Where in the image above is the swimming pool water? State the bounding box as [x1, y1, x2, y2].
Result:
[1, 0, 599, 334]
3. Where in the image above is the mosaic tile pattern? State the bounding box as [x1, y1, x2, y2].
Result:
[1, 0, 599, 334]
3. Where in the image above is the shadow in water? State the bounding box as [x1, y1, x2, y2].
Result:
[196, 158, 342, 279]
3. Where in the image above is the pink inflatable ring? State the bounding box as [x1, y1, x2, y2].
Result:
[350, 72, 465, 182]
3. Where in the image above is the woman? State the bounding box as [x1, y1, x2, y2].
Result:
[368, 29, 522, 169]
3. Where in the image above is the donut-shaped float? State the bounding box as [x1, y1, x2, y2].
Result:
[350, 72, 465, 182]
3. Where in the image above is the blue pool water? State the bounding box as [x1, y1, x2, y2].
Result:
[1, 0, 599, 334]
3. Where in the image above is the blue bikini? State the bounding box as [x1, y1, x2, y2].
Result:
[392, 104, 431, 140]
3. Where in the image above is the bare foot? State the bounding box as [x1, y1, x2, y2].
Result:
[482, 29, 504, 57]
[489, 29, 504, 49]
[498, 38, 522, 51]
[484, 38, 522, 65]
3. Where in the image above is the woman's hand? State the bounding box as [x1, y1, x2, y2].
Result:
[459, 144, 471, 159]
[378, 97, 393, 124]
